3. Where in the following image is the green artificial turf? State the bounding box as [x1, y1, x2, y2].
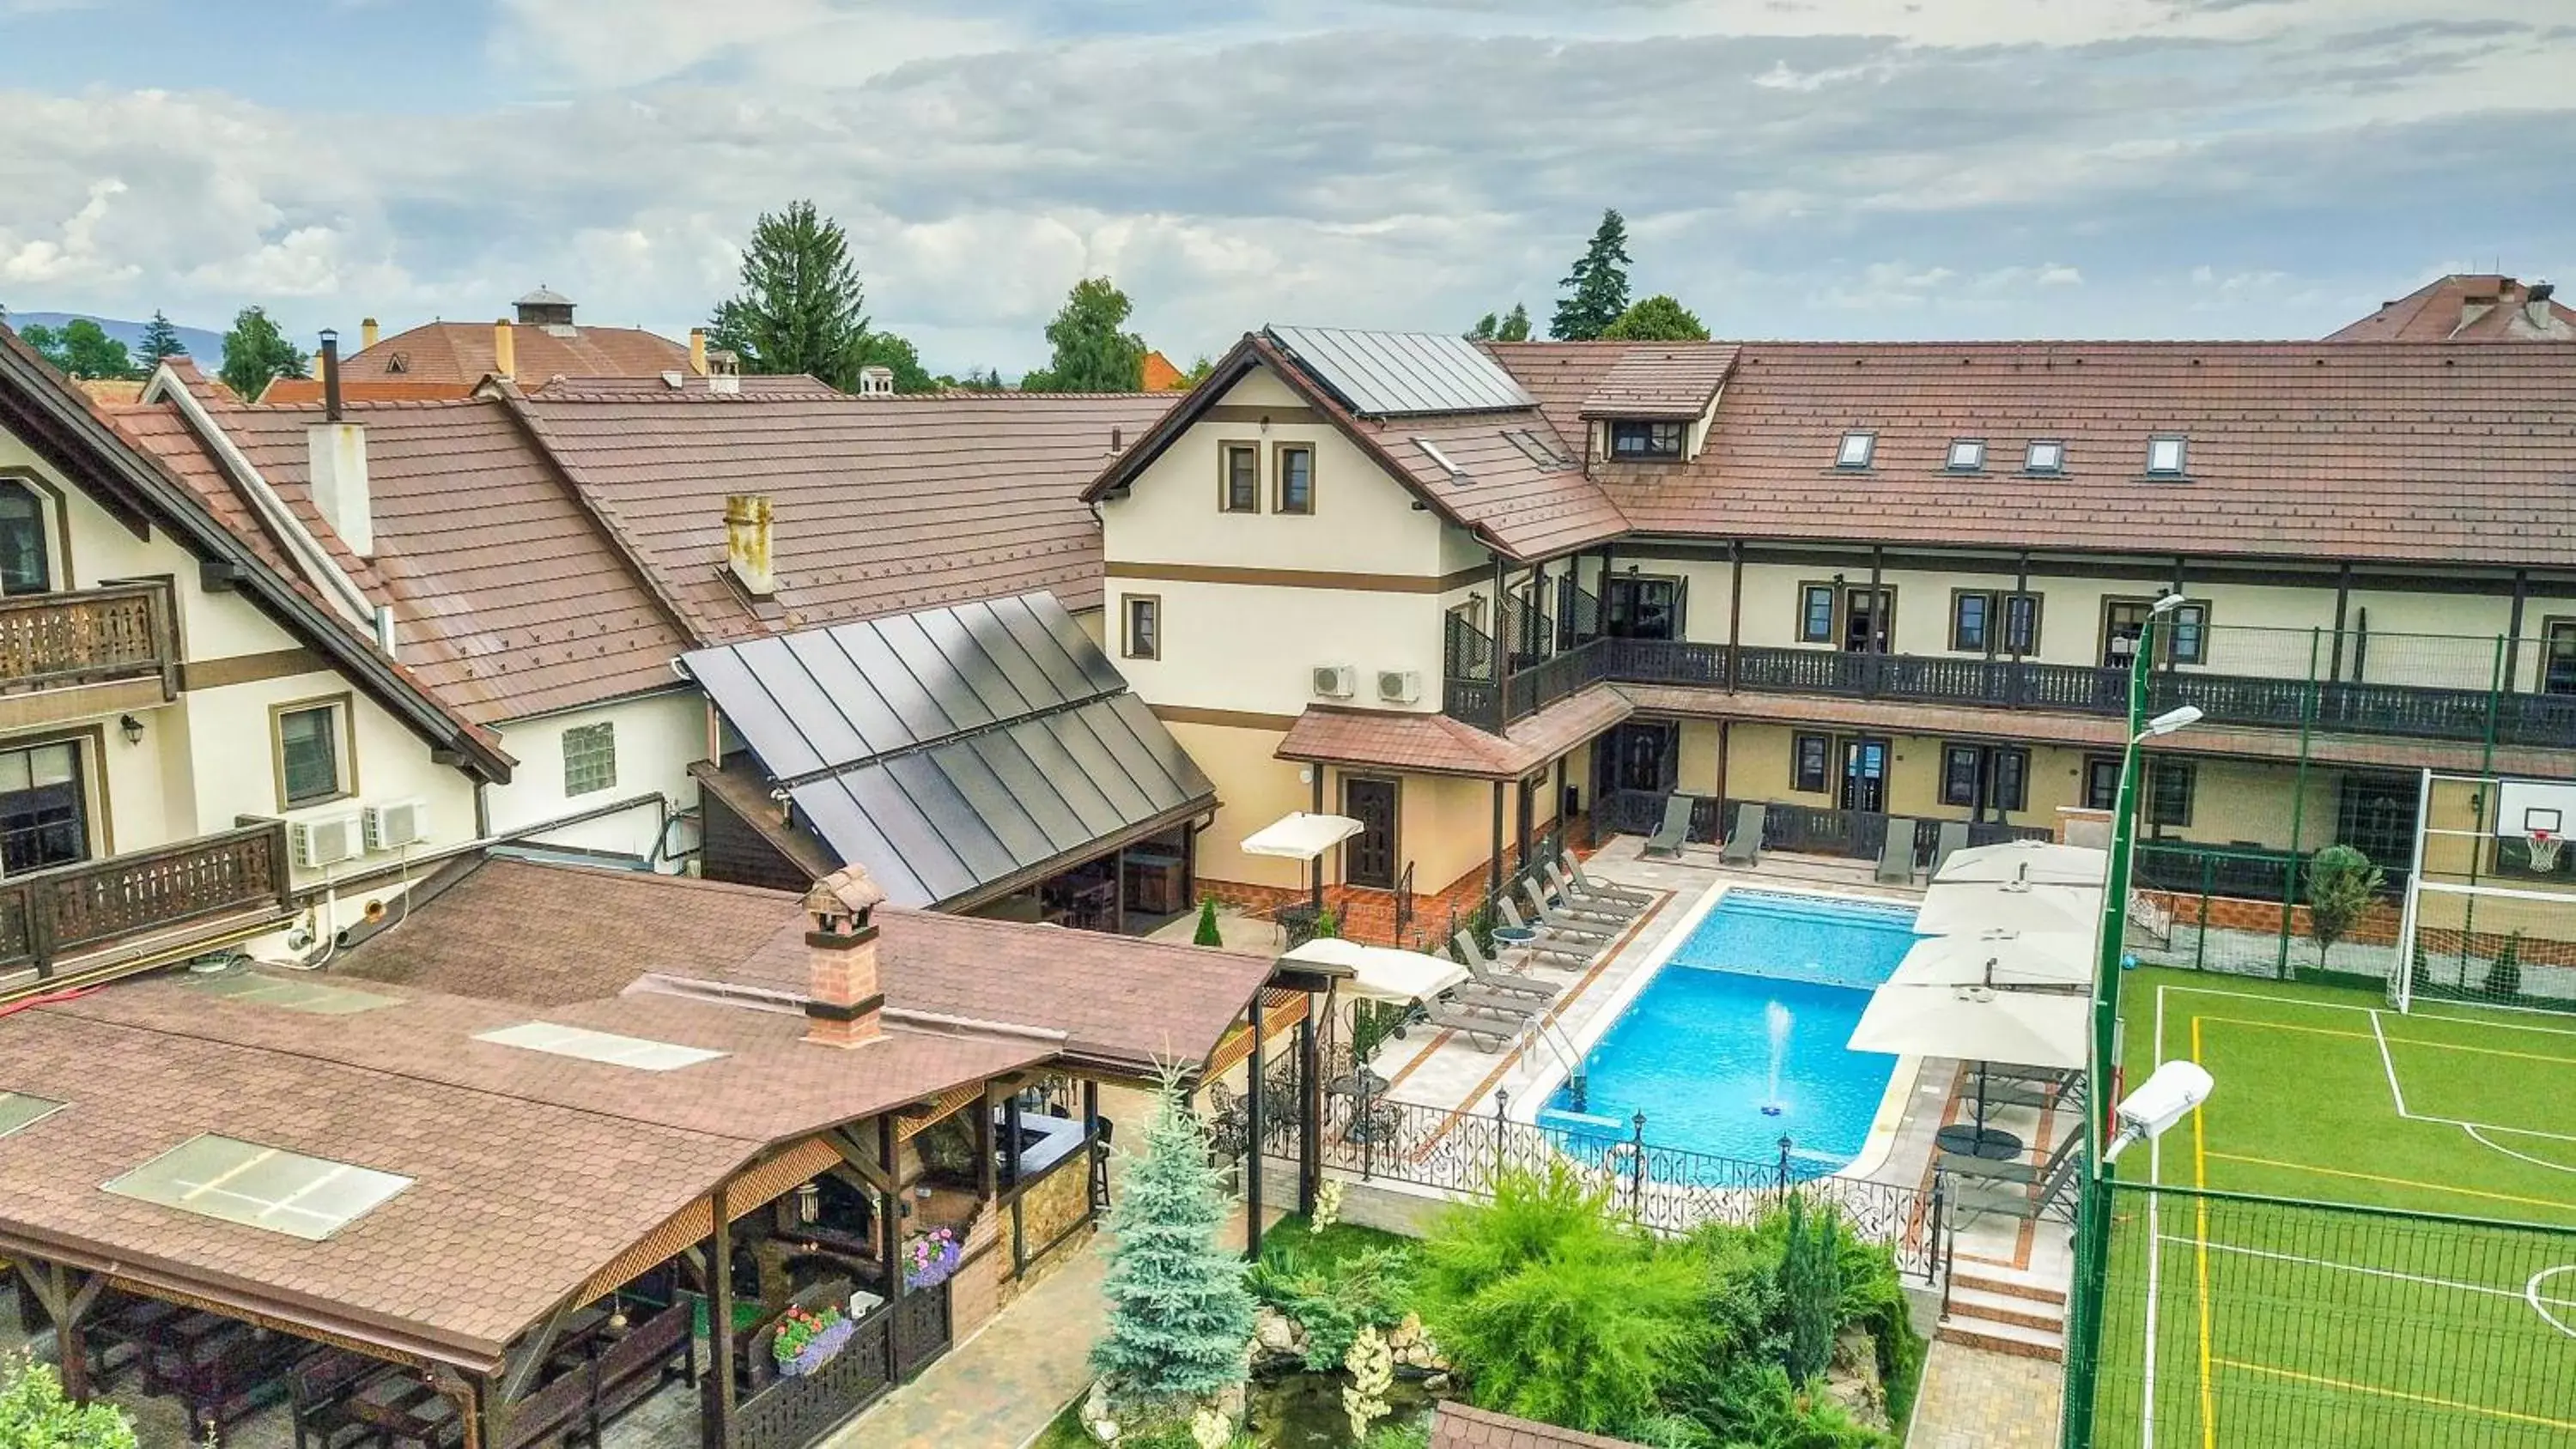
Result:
[2087, 969, 2576, 1449]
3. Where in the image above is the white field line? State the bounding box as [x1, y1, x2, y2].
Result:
[2156, 1233, 2576, 1321]
[2368, 1009, 2412, 1118]
[2464, 1125, 2576, 1174]
[2159, 983, 2576, 1040]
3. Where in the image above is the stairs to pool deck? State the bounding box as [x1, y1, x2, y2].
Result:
[1939, 1264, 2068, 1362]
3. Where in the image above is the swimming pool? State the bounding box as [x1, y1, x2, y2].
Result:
[1539, 889, 1920, 1175]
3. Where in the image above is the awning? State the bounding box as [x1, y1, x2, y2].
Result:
[1914, 882, 2104, 937]
[1934, 840, 2108, 888]
[681, 593, 1216, 907]
[1886, 931, 2094, 991]
[1848, 983, 2089, 1070]
[1242, 812, 1364, 862]
[1282, 937, 1468, 1003]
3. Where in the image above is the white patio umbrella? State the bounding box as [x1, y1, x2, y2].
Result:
[1886, 931, 2094, 991]
[1848, 982, 2089, 1069]
[1241, 811, 1364, 909]
[1934, 839, 2108, 888]
[1282, 937, 1467, 1003]
[1914, 880, 2103, 937]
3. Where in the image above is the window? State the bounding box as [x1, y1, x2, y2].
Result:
[2025, 440, 2065, 475]
[1610, 420, 1686, 460]
[1218, 442, 1260, 512]
[2545, 620, 2576, 696]
[1122, 595, 1161, 660]
[0, 482, 48, 596]
[1953, 591, 2041, 654]
[275, 699, 349, 808]
[2146, 434, 2188, 476]
[104, 1135, 412, 1240]
[1946, 439, 1986, 473]
[2084, 756, 2121, 812]
[1941, 745, 1982, 808]
[1791, 733, 1831, 794]
[1836, 431, 1876, 469]
[1940, 745, 2031, 812]
[0, 1091, 65, 1139]
[1993, 749, 2029, 812]
[1797, 584, 1837, 644]
[1274, 444, 1315, 514]
[2147, 760, 2196, 828]
[562, 722, 617, 797]
[2104, 597, 2207, 668]
[2166, 603, 2208, 665]
[0, 741, 86, 874]
[1951, 592, 1990, 653]
[188, 973, 398, 1014]
[2002, 593, 2040, 654]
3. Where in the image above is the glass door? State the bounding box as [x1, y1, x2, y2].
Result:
[1838, 737, 1889, 813]
[1841, 587, 1892, 652]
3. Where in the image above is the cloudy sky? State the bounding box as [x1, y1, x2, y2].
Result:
[3, 0, 2569, 375]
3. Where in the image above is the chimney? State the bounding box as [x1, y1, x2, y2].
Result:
[2527, 280, 2558, 330]
[725, 494, 776, 598]
[708, 349, 741, 396]
[689, 327, 708, 377]
[308, 330, 374, 557]
[856, 364, 895, 397]
[492, 318, 516, 381]
[802, 866, 887, 1049]
[360, 317, 380, 351]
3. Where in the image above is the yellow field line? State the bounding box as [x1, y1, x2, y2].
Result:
[2192, 1016, 2216, 1449]
[2202, 1150, 2576, 1212]
[2190, 1016, 2576, 1066]
[2214, 1358, 2576, 1432]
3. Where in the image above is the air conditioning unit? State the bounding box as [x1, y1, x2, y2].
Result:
[363, 799, 430, 851]
[1312, 664, 1357, 700]
[1377, 670, 1422, 705]
[291, 813, 363, 869]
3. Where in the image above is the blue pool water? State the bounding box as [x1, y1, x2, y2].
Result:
[1541, 890, 1919, 1174]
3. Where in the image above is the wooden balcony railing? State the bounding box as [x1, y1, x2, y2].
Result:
[1595, 789, 2052, 863]
[0, 583, 175, 696]
[0, 822, 292, 983]
[1448, 635, 2576, 750]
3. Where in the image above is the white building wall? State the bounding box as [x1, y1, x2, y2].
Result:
[483, 690, 707, 865]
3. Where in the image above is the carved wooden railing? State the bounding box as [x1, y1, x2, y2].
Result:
[0, 583, 174, 695]
[0, 822, 291, 982]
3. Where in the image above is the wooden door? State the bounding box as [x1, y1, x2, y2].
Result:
[1838, 737, 1889, 813]
[1343, 778, 1400, 889]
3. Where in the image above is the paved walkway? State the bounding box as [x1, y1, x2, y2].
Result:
[1907, 1339, 2064, 1449]
[831, 1234, 1110, 1449]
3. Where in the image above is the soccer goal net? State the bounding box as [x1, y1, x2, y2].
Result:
[2391, 769, 2576, 1016]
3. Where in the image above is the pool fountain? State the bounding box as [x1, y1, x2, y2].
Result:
[1759, 1000, 1792, 1116]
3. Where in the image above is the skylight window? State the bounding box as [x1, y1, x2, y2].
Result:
[1411, 438, 1467, 480]
[188, 972, 398, 1016]
[474, 1022, 725, 1071]
[104, 1135, 412, 1240]
[1946, 440, 1986, 473]
[2146, 435, 2188, 476]
[1837, 431, 1876, 469]
[0, 1091, 66, 1139]
[2026, 440, 2066, 475]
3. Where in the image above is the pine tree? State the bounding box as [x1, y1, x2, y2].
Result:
[138, 309, 188, 365]
[217, 306, 307, 399]
[1551, 209, 1633, 341]
[1496, 303, 1533, 342]
[1091, 1074, 1255, 1408]
[708, 199, 875, 391]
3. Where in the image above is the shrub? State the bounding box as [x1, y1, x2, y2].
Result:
[1248, 1241, 1416, 1369]
[2487, 931, 2524, 999]
[2304, 845, 2385, 969]
[1193, 896, 1224, 948]
[0, 1354, 137, 1449]
[1777, 1196, 1842, 1382]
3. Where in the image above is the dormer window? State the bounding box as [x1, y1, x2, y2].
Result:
[1609, 420, 1686, 461]
[1946, 439, 1986, 473]
[2147, 435, 2188, 476]
[2026, 440, 2065, 475]
[1836, 431, 1876, 469]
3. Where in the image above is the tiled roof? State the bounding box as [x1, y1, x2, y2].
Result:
[1431, 1404, 1645, 1449]
[1141, 350, 1189, 391]
[1481, 343, 1631, 452]
[1574, 343, 1739, 418]
[258, 378, 477, 405]
[342, 320, 691, 386]
[2326, 275, 2575, 343]
[1580, 341, 2576, 568]
[1276, 684, 1631, 779]
[518, 387, 1177, 640]
[523, 373, 837, 398]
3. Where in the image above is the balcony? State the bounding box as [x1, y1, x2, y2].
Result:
[0, 822, 292, 990]
[1447, 636, 2576, 750]
[0, 583, 177, 706]
[1595, 790, 2051, 864]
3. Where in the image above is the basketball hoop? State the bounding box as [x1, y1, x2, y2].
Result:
[2527, 829, 2563, 874]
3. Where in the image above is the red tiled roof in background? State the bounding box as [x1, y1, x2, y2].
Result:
[1275, 684, 1631, 779]
[1141, 350, 1190, 391]
[1431, 1403, 1646, 1449]
[2325, 275, 2574, 343]
[259, 378, 477, 404]
[1576, 343, 1738, 418]
[342, 319, 691, 385]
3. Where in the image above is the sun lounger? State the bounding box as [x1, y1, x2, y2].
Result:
[1525, 874, 1627, 925]
[1719, 803, 1765, 865]
[1422, 1002, 1519, 1051]
[1940, 1129, 2079, 1188]
[1558, 851, 1654, 907]
[1520, 881, 1619, 939]
[1453, 931, 1557, 1001]
[1444, 983, 1544, 1021]
[1495, 899, 1597, 965]
[1929, 821, 1971, 880]
[1876, 818, 1917, 884]
[1641, 792, 1696, 858]
[1546, 861, 1640, 919]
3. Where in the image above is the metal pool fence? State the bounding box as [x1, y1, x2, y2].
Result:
[1260, 1056, 1951, 1282]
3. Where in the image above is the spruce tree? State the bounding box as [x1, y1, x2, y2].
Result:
[1551, 209, 1633, 340]
[708, 199, 874, 391]
[1192, 896, 1224, 948]
[1777, 1193, 1843, 1382]
[138, 309, 188, 365]
[1091, 1074, 1255, 1407]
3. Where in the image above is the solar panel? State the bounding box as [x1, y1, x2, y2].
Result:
[189, 972, 399, 1015]
[1268, 325, 1536, 417]
[104, 1135, 412, 1240]
[0, 1091, 65, 1138]
[474, 1022, 726, 1071]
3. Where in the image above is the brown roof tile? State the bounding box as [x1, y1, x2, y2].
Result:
[2326, 275, 2575, 343]
[1571, 343, 1739, 418]
[1431, 1403, 1646, 1449]
[258, 378, 478, 405]
[343, 320, 691, 386]
[1276, 684, 1630, 779]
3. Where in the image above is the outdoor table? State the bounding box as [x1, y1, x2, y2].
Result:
[1326, 1067, 1390, 1098]
[343, 1370, 460, 1448]
[1935, 1124, 2025, 1161]
[1492, 925, 1539, 947]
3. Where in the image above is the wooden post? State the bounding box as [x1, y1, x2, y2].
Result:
[879, 1113, 906, 1383]
[1726, 538, 1744, 690]
[1112, 845, 1127, 933]
[2505, 568, 2529, 693]
[976, 1082, 999, 1207]
[1004, 1093, 1027, 1274]
[2330, 562, 2353, 682]
[1245, 995, 1267, 1257]
[701, 1183, 735, 1449]
[1716, 720, 1732, 817]
[1309, 769, 1326, 912]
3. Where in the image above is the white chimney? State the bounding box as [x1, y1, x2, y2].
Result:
[308, 330, 373, 556]
[856, 365, 895, 397]
[725, 494, 776, 598]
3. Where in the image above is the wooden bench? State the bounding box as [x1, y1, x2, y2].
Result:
[586, 1300, 695, 1439]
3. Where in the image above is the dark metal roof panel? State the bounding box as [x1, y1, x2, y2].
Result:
[1268, 324, 1536, 417]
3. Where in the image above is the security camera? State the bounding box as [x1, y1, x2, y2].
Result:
[2100, 1060, 2214, 1163]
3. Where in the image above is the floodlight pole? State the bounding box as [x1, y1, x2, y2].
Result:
[2061, 609, 2159, 1449]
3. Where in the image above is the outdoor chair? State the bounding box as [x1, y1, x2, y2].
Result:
[1929, 821, 1971, 880]
[1420, 1001, 1520, 1052]
[1546, 861, 1641, 919]
[1495, 898, 1598, 965]
[1719, 803, 1765, 865]
[1558, 850, 1655, 907]
[1939, 1127, 2079, 1187]
[1443, 983, 1543, 1021]
[1875, 818, 1918, 884]
[1528, 871, 1630, 924]
[1452, 931, 1558, 1001]
[1518, 881, 1618, 941]
[1641, 792, 1696, 858]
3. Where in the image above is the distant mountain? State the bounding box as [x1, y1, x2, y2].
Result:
[3, 312, 228, 367]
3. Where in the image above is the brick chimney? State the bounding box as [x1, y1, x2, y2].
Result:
[492, 318, 516, 381]
[724, 494, 776, 598]
[689, 327, 708, 377]
[803, 866, 887, 1049]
